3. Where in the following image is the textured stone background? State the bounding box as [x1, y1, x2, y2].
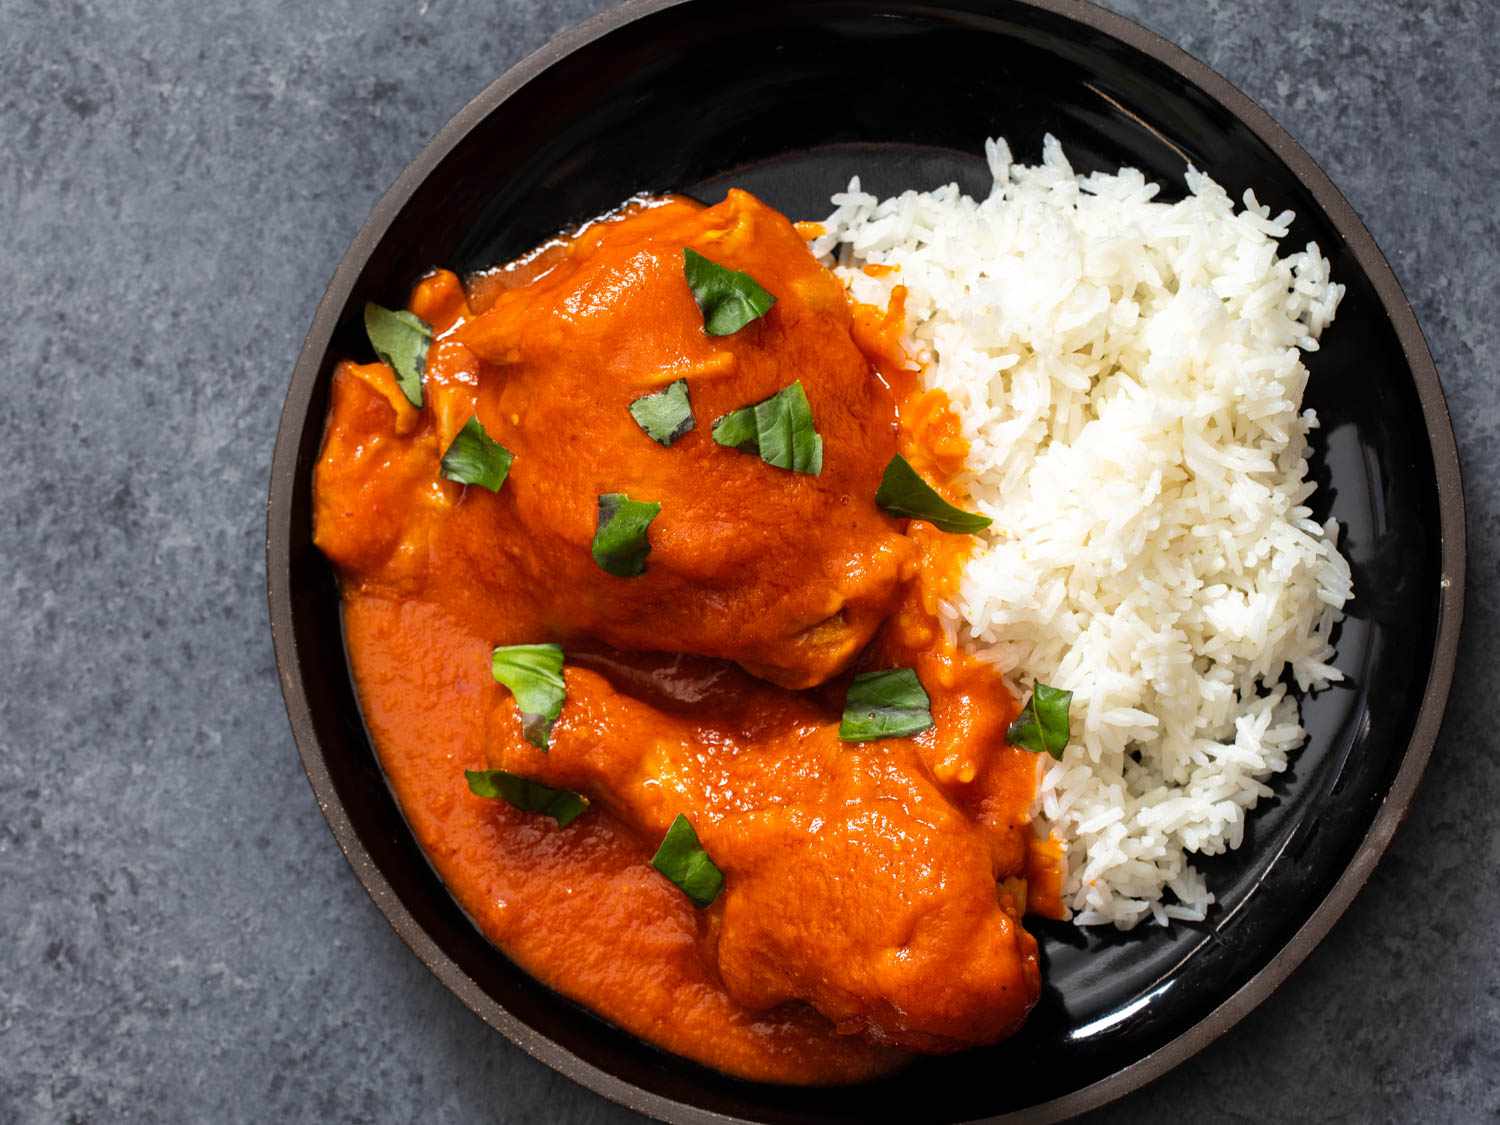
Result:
[2, 0, 1495, 1121]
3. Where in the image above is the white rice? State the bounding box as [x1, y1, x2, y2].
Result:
[813, 137, 1352, 929]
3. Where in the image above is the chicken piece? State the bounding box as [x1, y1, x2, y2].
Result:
[482, 655, 1041, 1051]
[449, 191, 913, 688]
[313, 360, 445, 588]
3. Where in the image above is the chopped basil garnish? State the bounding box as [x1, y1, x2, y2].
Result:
[683, 248, 776, 336]
[440, 415, 513, 492]
[363, 302, 431, 408]
[628, 379, 695, 446]
[710, 402, 759, 451]
[838, 667, 934, 742]
[1006, 683, 1073, 760]
[712, 406, 756, 449]
[711, 381, 823, 475]
[650, 814, 724, 907]
[591, 493, 661, 577]
[464, 769, 588, 827]
[491, 643, 566, 750]
[874, 454, 992, 534]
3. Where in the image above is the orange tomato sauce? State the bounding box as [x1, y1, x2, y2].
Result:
[314, 190, 1062, 1084]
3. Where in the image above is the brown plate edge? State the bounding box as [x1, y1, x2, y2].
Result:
[264, 1, 1468, 1122]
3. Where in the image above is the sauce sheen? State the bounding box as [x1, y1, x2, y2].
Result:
[314, 189, 1058, 1083]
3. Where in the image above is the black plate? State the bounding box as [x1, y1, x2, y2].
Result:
[267, 1, 1465, 1120]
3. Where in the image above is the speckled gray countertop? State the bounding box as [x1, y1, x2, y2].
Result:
[2, 0, 1496, 1121]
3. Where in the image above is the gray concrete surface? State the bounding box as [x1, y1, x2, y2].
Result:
[2, 0, 1496, 1121]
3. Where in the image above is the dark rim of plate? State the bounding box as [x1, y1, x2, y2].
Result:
[265, 0, 1467, 1120]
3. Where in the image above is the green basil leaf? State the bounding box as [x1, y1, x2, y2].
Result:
[491, 643, 566, 750]
[709, 403, 759, 452]
[683, 248, 776, 336]
[874, 454, 992, 534]
[440, 415, 514, 492]
[363, 302, 430, 408]
[628, 379, 695, 446]
[591, 493, 661, 577]
[711, 381, 823, 475]
[650, 814, 724, 907]
[464, 769, 588, 827]
[1005, 683, 1073, 760]
[756, 380, 823, 474]
[838, 667, 934, 742]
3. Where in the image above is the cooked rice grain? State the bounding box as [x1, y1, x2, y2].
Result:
[815, 137, 1351, 928]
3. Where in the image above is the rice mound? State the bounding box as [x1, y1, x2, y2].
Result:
[814, 137, 1352, 929]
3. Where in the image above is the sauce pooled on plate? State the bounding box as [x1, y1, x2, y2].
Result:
[313, 189, 1062, 1083]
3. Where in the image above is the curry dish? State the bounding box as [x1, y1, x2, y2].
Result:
[313, 189, 1064, 1083]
